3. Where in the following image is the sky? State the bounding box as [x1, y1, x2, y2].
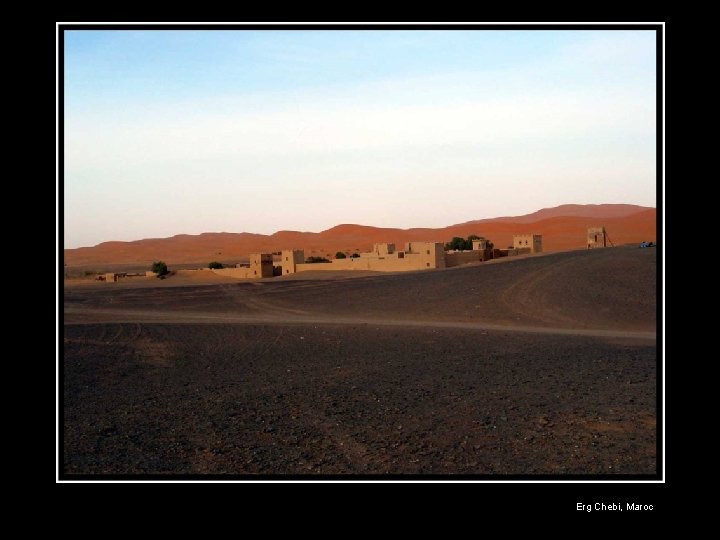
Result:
[64, 29, 657, 248]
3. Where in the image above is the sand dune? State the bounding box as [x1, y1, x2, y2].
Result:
[457, 203, 651, 224]
[64, 203, 656, 266]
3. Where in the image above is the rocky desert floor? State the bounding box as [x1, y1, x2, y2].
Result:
[62, 247, 657, 476]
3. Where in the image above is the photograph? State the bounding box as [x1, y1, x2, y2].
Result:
[59, 23, 662, 485]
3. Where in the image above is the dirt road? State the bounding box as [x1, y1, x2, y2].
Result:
[65, 306, 655, 341]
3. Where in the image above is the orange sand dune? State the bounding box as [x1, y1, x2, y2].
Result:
[64, 204, 656, 266]
[458, 203, 651, 224]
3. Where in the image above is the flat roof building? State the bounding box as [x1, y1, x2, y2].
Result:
[513, 234, 543, 253]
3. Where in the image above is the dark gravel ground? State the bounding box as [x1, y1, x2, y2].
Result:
[63, 323, 655, 475]
[64, 247, 656, 331]
[62, 247, 657, 476]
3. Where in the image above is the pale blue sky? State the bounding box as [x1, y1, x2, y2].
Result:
[64, 29, 657, 248]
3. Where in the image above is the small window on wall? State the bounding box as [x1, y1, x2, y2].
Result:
[286, 257, 289, 261]
[286, 269, 289, 274]
[426, 262, 430, 267]
[254, 270, 257, 275]
[426, 250, 430, 255]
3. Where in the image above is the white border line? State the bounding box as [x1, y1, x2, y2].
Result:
[56, 21, 664, 484]
[661, 21, 666, 483]
[56, 22, 60, 483]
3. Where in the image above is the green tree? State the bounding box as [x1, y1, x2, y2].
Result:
[444, 236, 467, 251]
[350, 253, 360, 258]
[305, 256, 331, 263]
[208, 261, 224, 269]
[444, 235, 488, 251]
[151, 261, 168, 276]
[335, 251, 347, 259]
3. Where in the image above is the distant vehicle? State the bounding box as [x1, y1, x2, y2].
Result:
[639, 241, 655, 248]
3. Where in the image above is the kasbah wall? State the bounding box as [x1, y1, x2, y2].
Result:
[292, 242, 446, 274]
[211, 253, 273, 279]
[513, 234, 543, 254]
[208, 236, 542, 279]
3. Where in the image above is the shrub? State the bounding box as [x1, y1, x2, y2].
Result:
[350, 253, 360, 258]
[335, 252, 347, 259]
[208, 261, 224, 269]
[305, 256, 331, 263]
[151, 261, 168, 276]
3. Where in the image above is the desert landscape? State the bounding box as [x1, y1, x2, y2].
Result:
[63, 244, 656, 476]
[61, 27, 660, 481]
[63, 204, 656, 269]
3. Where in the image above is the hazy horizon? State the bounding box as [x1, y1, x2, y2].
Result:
[64, 29, 657, 248]
[65, 201, 655, 249]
